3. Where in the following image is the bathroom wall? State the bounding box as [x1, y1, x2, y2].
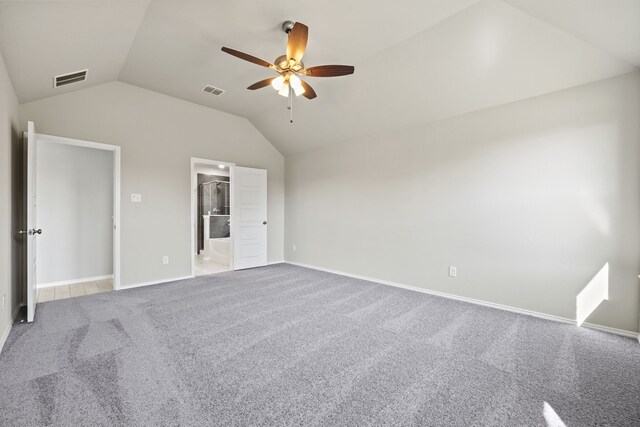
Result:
[198, 174, 230, 215]
[197, 173, 230, 251]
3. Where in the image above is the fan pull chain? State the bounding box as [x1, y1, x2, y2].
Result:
[288, 85, 293, 123]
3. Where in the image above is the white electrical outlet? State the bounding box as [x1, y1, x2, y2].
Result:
[130, 193, 142, 203]
[449, 266, 457, 277]
[162, 256, 169, 265]
[292, 244, 297, 252]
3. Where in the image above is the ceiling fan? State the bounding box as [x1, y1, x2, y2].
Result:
[221, 20, 354, 108]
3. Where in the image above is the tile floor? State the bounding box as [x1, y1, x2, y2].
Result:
[37, 278, 113, 303]
[195, 254, 230, 276]
[194, 261, 230, 276]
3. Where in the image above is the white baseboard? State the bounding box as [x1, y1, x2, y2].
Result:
[37, 274, 114, 289]
[268, 260, 285, 265]
[119, 275, 194, 290]
[0, 323, 10, 354]
[0, 305, 21, 355]
[286, 261, 639, 340]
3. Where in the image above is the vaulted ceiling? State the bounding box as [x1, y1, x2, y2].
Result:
[0, 0, 638, 155]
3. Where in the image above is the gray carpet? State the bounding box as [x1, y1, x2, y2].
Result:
[1, 263, 639, 426]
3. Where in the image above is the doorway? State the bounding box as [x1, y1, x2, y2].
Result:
[23, 122, 121, 322]
[191, 158, 235, 276]
[35, 134, 120, 298]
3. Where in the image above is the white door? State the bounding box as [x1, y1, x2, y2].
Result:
[25, 121, 39, 322]
[233, 167, 267, 270]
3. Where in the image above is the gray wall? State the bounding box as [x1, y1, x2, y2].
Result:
[36, 140, 114, 284]
[0, 50, 20, 346]
[285, 72, 640, 333]
[19, 81, 284, 287]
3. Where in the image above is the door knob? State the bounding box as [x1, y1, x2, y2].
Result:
[263, 221, 267, 225]
[19, 228, 43, 235]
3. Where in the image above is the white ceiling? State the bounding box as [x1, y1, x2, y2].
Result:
[0, 0, 638, 155]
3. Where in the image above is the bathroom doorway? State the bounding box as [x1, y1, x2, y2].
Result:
[191, 158, 234, 276]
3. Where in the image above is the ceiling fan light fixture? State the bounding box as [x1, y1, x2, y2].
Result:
[289, 74, 305, 96]
[271, 75, 285, 90]
[292, 85, 305, 97]
[278, 81, 290, 97]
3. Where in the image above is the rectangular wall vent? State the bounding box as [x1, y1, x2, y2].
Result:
[53, 69, 88, 88]
[202, 84, 225, 96]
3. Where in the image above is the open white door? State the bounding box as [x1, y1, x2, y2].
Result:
[25, 121, 39, 322]
[233, 167, 267, 270]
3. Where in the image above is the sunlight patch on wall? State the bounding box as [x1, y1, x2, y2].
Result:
[543, 401, 567, 427]
[576, 263, 609, 326]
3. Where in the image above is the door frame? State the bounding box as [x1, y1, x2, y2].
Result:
[36, 133, 122, 290]
[190, 157, 236, 276]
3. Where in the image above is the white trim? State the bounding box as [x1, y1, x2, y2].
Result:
[37, 275, 113, 289]
[118, 275, 194, 290]
[268, 260, 285, 265]
[0, 305, 21, 354]
[0, 324, 10, 354]
[190, 158, 236, 278]
[113, 147, 121, 290]
[37, 133, 117, 152]
[35, 132, 121, 291]
[286, 261, 639, 340]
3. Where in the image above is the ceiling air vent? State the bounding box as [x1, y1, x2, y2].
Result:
[53, 69, 88, 88]
[202, 84, 225, 96]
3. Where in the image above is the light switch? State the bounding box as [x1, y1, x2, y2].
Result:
[449, 266, 457, 277]
[131, 193, 142, 203]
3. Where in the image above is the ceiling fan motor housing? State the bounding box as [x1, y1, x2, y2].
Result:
[274, 55, 304, 71]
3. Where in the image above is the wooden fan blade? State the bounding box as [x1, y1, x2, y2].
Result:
[247, 78, 276, 90]
[286, 22, 308, 64]
[221, 47, 273, 68]
[300, 79, 317, 99]
[305, 65, 354, 77]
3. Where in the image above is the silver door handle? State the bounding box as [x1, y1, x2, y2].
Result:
[34, 229, 42, 235]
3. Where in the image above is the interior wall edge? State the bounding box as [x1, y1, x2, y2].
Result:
[0, 46, 21, 355]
